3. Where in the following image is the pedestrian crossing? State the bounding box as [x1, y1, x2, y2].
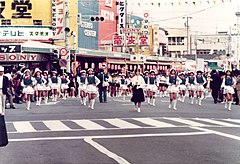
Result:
[7, 117, 240, 134]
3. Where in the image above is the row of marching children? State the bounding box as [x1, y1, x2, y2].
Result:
[21, 68, 102, 111]
[21, 68, 71, 110]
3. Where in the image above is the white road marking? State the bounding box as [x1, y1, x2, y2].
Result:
[160, 100, 170, 103]
[165, 118, 208, 127]
[43, 121, 71, 131]
[9, 131, 211, 142]
[223, 119, 240, 124]
[84, 138, 131, 164]
[194, 118, 240, 127]
[191, 127, 240, 141]
[72, 120, 106, 130]
[40, 101, 60, 106]
[133, 118, 175, 128]
[104, 118, 141, 129]
[13, 122, 36, 133]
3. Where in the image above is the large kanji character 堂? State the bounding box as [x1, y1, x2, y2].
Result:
[12, 0, 32, 18]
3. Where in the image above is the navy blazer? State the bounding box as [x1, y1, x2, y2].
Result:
[1, 76, 10, 95]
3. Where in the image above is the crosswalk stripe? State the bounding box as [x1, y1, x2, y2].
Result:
[164, 118, 208, 127]
[133, 118, 175, 128]
[104, 118, 141, 129]
[13, 122, 36, 133]
[223, 119, 240, 124]
[43, 121, 71, 131]
[72, 120, 106, 130]
[194, 118, 239, 127]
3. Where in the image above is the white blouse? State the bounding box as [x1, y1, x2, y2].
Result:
[131, 75, 145, 89]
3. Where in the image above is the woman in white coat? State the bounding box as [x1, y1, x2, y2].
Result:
[131, 69, 145, 112]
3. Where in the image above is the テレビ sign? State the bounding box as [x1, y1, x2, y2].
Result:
[0, 27, 53, 42]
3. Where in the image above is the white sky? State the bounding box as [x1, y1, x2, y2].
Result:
[127, 0, 240, 34]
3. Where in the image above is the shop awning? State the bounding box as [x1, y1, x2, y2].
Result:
[21, 41, 61, 53]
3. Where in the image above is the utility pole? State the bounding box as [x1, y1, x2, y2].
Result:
[64, 0, 71, 73]
[236, 11, 240, 69]
[183, 17, 192, 55]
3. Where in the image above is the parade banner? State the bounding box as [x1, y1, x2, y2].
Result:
[0, 0, 51, 26]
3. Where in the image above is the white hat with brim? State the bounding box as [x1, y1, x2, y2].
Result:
[80, 70, 86, 73]
[88, 68, 93, 72]
[24, 69, 31, 74]
[52, 71, 57, 74]
[0, 66, 4, 72]
[34, 68, 42, 74]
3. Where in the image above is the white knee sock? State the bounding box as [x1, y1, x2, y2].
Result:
[228, 101, 232, 111]
[91, 99, 95, 109]
[173, 100, 177, 110]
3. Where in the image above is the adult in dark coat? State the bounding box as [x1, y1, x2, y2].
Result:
[0, 66, 10, 147]
[210, 70, 221, 104]
[97, 69, 109, 103]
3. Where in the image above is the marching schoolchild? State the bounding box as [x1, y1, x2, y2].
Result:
[157, 72, 167, 97]
[34, 68, 46, 106]
[60, 73, 70, 100]
[166, 68, 181, 110]
[77, 70, 88, 105]
[120, 74, 129, 101]
[43, 71, 50, 104]
[86, 68, 100, 110]
[143, 71, 150, 103]
[221, 70, 236, 110]
[178, 72, 187, 102]
[21, 69, 36, 111]
[194, 70, 207, 106]
[186, 71, 196, 104]
[49, 71, 61, 102]
[147, 70, 158, 106]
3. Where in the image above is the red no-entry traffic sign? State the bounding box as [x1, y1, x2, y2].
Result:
[59, 58, 68, 67]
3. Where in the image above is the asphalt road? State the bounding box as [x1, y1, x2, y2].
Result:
[0, 95, 240, 164]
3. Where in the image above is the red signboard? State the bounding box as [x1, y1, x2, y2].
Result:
[98, 0, 118, 49]
[113, 35, 123, 46]
[126, 35, 136, 46]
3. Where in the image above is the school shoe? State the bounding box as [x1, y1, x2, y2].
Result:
[224, 101, 228, 109]
[36, 100, 40, 106]
[169, 101, 172, 109]
[137, 108, 141, 113]
[191, 98, 194, 105]
[198, 98, 202, 106]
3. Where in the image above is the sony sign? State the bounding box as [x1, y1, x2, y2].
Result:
[0, 54, 38, 61]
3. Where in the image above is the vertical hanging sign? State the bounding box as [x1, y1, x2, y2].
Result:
[118, 0, 126, 34]
[52, 0, 64, 40]
[143, 12, 149, 35]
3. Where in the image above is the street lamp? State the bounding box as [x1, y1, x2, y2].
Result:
[235, 11, 240, 69]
